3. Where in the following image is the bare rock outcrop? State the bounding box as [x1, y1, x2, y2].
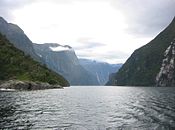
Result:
[0, 80, 62, 91]
[156, 39, 175, 86]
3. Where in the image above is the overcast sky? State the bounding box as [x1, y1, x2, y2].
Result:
[0, 0, 174, 63]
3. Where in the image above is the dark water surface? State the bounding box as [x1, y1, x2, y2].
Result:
[0, 86, 175, 130]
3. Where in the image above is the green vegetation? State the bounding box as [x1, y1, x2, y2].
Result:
[107, 17, 175, 86]
[0, 33, 69, 86]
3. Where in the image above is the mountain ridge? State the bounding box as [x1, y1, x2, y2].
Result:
[0, 16, 99, 86]
[33, 43, 100, 85]
[106, 17, 175, 86]
[0, 33, 69, 87]
[0, 17, 41, 61]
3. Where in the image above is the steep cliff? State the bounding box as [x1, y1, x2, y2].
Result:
[156, 39, 175, 86]
[0, 17, 99, 86]
[107, 17, 175, 86]
[0, 17, 41, 61]
[33, 43, 100, 85]
[0, 33, 69, 87]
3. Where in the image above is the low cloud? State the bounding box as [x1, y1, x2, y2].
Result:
[0, 0, 31, 20]
[76, 48, 129, 63]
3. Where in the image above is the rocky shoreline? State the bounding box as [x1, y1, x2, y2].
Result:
[0, 80, 63, 91]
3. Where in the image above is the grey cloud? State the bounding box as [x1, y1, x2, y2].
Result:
[2, 0, 174, 36]
[101, 52, 129, 59]
[0, 0, 33, 20]
[75, 42, 106, 50]
[111, 0, 175, 36]
[0, 0, 108, 20]
[75, 38, 106, 50]
[0, 0, 73, 20]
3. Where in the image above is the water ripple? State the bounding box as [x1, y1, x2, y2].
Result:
[0, 87, 175, 129]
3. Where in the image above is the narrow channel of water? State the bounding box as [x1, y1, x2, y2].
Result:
[0, 86, 175, 129]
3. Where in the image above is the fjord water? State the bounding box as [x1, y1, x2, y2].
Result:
[0, 86, 175, 130]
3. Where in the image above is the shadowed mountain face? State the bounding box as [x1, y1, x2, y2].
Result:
[79, 59, 122, 85]
[0, 17, 40, 61]
[107, 17, 175, 86]
[0, 33, 69, 87]
[0, 16, 99, 86]
[33, 43, 100, 86]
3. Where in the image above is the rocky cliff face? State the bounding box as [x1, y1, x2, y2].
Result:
[79, 59, 122, 85]
[33, 43, 100, 85]
[156, 39, 175, 86]
[0, 17, 98, 86]
[106, 17, 175, 86]
[0, 17, 40, 61]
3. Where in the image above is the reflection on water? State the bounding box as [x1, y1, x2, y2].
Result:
[0, 86, 175, 129]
